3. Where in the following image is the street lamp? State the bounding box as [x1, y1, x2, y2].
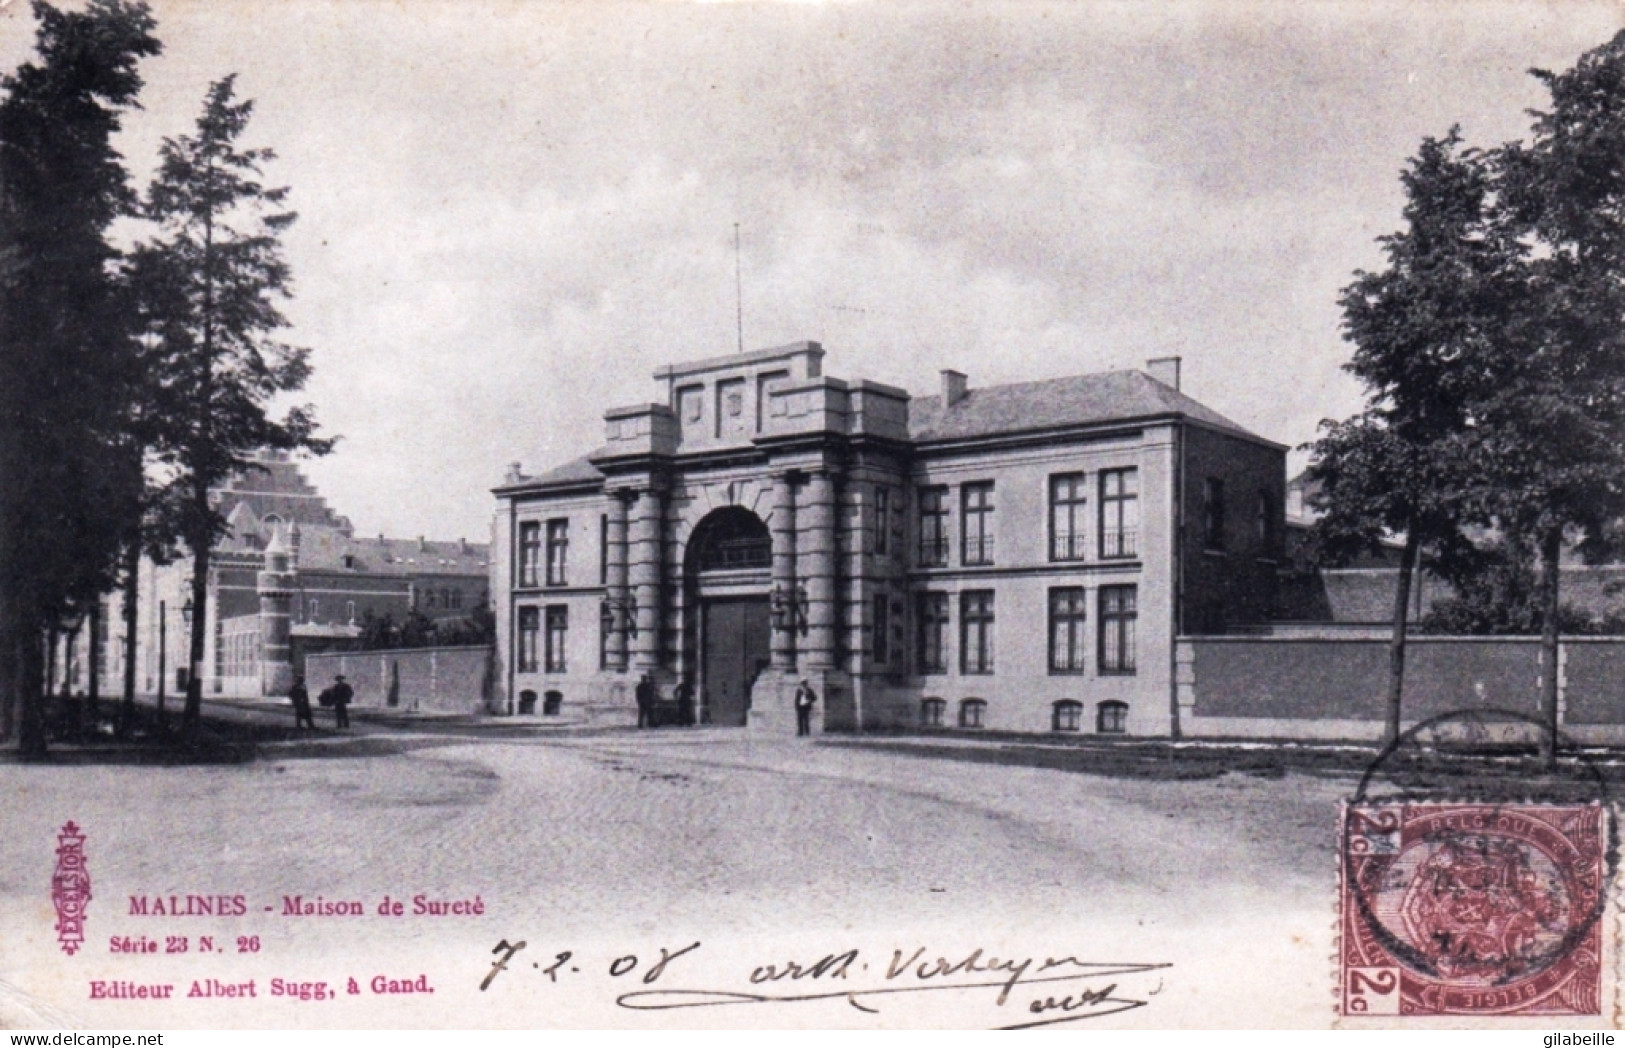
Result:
[156, 599, 168, 727]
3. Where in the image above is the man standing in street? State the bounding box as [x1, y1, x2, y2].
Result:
[794, 678, 817, 737]
[635, 673, 655, 729]
[330, 673, 354, 730]
[289, 674, 316, 731]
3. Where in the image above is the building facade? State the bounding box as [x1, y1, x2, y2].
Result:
[109, 452, 491, 700]
[492, 342, 1286, 735]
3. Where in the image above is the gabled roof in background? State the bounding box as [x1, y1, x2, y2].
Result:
[910, 369, 1270, 444]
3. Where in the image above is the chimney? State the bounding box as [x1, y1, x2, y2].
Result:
[504, 461, 524, 483]
[418, 535, 428, 552]
[1146, 356, 1182, 391]
[378, 532, 385, 544]
[459, 537, 468, 554]
[941, 369, 968, 407]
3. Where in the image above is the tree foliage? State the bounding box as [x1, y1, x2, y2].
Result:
[132, 76, 331, 730]
[1306, 131, 1512, 743]
[0, 0, 161, 754]
[1310, 33, 1625, 761]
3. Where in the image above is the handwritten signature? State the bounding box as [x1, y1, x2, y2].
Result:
[483, 939, 1169, 1029]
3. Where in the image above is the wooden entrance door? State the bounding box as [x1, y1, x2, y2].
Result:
[701, 597, 770, 726]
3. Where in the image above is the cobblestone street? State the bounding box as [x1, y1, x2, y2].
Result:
[1, 719, 1351, 1028]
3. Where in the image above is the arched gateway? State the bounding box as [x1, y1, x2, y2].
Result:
[683, 507, 772, 726]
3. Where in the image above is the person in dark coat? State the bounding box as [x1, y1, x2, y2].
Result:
[635, 673, 655, 729]
[674, 679, 695, 727]
[289, 675, 316, 730]
[794, 679, 817, 737]
[330, 674, 354, 729]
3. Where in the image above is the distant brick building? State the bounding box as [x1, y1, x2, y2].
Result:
[492, 341, 1287, 735]
[113, 451, 490, 699]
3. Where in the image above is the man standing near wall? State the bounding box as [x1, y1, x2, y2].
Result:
[794, 679, 817, 737]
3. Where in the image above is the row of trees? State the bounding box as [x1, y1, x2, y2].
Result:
[357, 604, 498, 652]
[0, 1, 328, 755]
[1307, 31, 1625, 762]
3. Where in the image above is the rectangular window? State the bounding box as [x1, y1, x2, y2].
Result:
[1100, 468, 1139, 559]
[961, 482, 995, 566]
[600, 514, 610, 585]
[1099, 585, 1138, 675]
[519, 521, 541, 587]
[873, 486, 890, 556]
[1203, 478, 1226, 551]
[517, 606, 540, 673]
[918, 487, 949, 567]
[916, 592, 948, 674]
[1048, 587, 1088, 674]
[1050, 473, 1088, 561]
[545, 519, 569, 586]
[872, 592, 890, 665]
[960, 590, 994, 675]
[544, 605, 568, 672]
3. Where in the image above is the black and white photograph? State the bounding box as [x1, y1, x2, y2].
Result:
[4, 0, 1625, 1031]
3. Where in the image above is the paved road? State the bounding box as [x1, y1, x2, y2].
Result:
[0, 713, 1351, 1028]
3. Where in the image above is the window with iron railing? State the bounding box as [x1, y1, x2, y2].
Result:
[961, 482, 995, 566]
[519, 521, 541, 587]
[1050, 473, 1088, 561]
[1099, 468, 1139, 559]
[699, 536, 770, 571]
[918, 487, 949, 567]
[545, 519, 569, 585]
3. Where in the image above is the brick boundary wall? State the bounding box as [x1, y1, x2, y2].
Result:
[304, 646, 493, 714]
[1178, 635, 1625, 744]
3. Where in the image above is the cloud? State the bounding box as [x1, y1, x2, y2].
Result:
[7, 0, 1621, 538]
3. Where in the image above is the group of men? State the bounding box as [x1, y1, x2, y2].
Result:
[632, 674, 819, 735]
[287, 671, 821, 734]
[287, 673, 352, 730]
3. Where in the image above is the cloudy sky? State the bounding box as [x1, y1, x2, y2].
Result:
[5, 0, 1621, 542]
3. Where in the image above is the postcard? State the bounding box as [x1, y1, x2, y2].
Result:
[2, 0, 1624, 1031]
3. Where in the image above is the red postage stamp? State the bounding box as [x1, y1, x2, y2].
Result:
[1340, 803, 1608, 1017]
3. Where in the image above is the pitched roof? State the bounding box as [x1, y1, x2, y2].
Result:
[297, 526, 490, 577]
[499, 454, 605, 490]
[909, 369, 1268, 443]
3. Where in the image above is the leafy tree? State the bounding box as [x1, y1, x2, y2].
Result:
[1455, 34, 1625, 765]
[1307, 131, 1517, 744]
[132, 76, 331, 733]
[0, 0, 160, 755]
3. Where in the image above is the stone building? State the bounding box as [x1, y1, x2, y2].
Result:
[118, 451, 491, 700]
[492, 341, 1287, 735]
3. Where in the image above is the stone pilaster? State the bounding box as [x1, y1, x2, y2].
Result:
[769, 472, 798, 672]
[605, 492, 630, 672]
[800, 470, 838, 671]
[628, 486, 664, 672]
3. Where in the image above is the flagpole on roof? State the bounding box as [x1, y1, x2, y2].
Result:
[734, 222, 744, 354]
